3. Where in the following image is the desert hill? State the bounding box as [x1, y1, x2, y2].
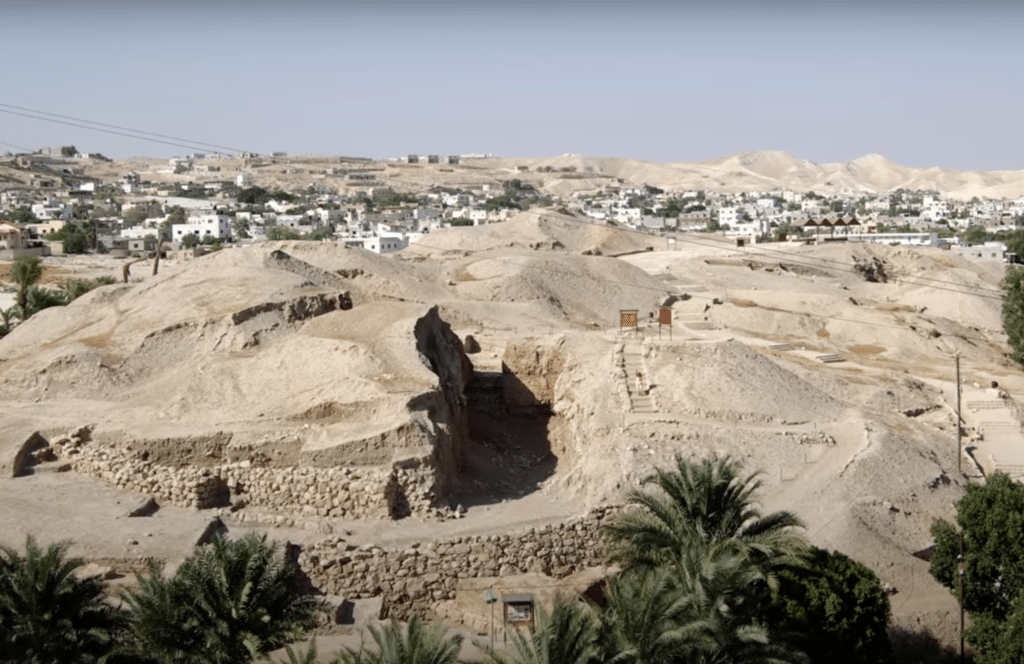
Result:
[21, 149, 1024, 201]
[478, 150, 1024, 199]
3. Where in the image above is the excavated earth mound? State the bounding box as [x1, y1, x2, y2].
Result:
[0, 228, 1019, 653]
[406, 208, 658, 257]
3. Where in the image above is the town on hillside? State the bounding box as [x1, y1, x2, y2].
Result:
[1, 146, 1023, 264]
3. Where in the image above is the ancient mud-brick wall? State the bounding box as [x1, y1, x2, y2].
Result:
[55, 434, 434, 519]
[297, 507, 615, 619]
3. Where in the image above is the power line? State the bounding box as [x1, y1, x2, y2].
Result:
[0, 138, 34, 153]
[0, 105, 253, 157]
[0, 102, 252, 155]
[0, 101, 1002, 298]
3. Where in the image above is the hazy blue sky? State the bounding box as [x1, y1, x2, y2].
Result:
[2, 1, 1021, 170]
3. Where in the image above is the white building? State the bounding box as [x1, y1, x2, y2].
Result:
[922, 196, 950, 222]
[31, 203, 67, 220]
[615, 208, 643, 224]
[342, 232, 409, 254]
[951, 241, 1008, 262]
[121, 224, 163, 240]
[172, 213, 231, 242]
[441, 192, 472, 207]
[718, 207, 740, 227]
[846, 232, 940, 247]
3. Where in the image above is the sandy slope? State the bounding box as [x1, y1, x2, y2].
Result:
[0, 217, 1019, 653]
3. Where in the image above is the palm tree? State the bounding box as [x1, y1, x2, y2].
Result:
[332, 616, 463, 664]
[604, 455, 806, 580]
[602, 563, 805, 664]
[10, 255, 43, 310]
[482, 596, 601, 664]
[282, 638, 319, 664]
[601, 456, 809, 663]
[0, 535, 126, 664]
[124, 532, 317, 664]
[0, 306, 16, 336]
[22, 285, 69, 318]
[600, 568, 698, 664]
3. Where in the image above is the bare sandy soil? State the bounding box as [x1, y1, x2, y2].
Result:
[0, 211, 1018, 659]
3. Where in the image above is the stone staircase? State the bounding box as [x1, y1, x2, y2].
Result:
[961, 386, 1024, 479]
[618, 341, 658, 414]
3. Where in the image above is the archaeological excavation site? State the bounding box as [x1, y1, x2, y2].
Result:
[1, 211, 1021, 647]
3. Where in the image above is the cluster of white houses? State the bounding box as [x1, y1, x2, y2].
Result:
[3, 153, 1024, 262]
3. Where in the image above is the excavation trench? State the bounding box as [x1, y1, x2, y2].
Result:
[455, 341, 564, 508]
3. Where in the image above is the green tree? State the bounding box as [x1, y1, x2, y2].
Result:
[600, 569, 696, 664]
[602, 564, 804, 664]
[266, 226, 303, 241]
[483, 596, 600, 664]
[1001, 267, 1024, 365]
[774, 222, 803, 239]
[0, 536, 126, 664]
[10, 255, 43, 310]
[930, 472, 1024, 620]
[180, 233, 200, 249]
[333, 616, 463, 664]
[21, 286, 68, 318]
[9, 206, 39, 224]
[60, 145, 78, 157]
[0, 306, 16, 336]
[962, 225, 990, 246]
[125, 532, 317, 664]
[165, 206, 187, 226]
[123, 207, 148, 226]
[969, 592, 1024, 664]
[282, 639, 319, 664]
[1001, 229, 1024, 260]
[231, 218, 251, 239]
[57, 277, 116, 303]
[63, 231, 88, 255]
[765, 547, 891, 664]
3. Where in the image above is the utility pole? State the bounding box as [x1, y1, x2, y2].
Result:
[959, 529, 965, 662]
[956, 354, 962, 476]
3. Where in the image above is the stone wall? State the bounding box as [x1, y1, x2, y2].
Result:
[296, 507, 615, 619]
[54, 428, 435, 519]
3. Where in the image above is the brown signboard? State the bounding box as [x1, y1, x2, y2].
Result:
[620, 310, 638, 330]
[659, 307, 671, 326]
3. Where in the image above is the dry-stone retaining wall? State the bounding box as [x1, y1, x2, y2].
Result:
[54, 429, 435, 519]
[296, 507, 615, 619]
